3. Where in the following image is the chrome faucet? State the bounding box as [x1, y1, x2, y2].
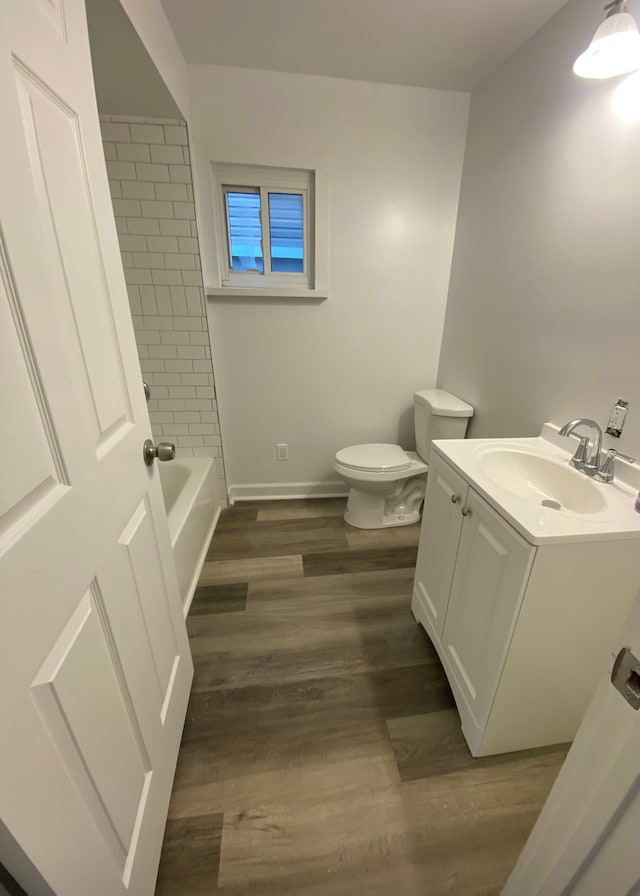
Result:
[558, 418, 603, 476]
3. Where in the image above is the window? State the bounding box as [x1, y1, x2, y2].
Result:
[212, 163, 314, 291]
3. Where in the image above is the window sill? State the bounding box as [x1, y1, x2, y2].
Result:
[206, 286, 328, 299]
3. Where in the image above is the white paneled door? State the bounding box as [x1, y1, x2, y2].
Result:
[0, 2, 193, 895]
[502, 591, 640, 895]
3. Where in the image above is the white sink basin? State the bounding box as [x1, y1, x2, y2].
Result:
[477, 449, 606, 514]
[430, 425, 640, 544]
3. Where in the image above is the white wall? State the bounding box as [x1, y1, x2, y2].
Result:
[438, 0, 640, 459]
[118, 0, 189, 119]
[86, 0, 181, 120]
[188, 65, 470, 494]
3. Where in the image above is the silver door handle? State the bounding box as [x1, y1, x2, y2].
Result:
[143, 438, 176, 466]
[461, 505, 471, 517]
[143, 381, 151, 402]
[611, 647, 640, 709]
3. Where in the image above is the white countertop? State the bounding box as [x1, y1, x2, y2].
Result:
[432, 424, 640, 545]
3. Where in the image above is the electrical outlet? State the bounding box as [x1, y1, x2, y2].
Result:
[606, 399, 628, 438]
[276, 443, 288, 461]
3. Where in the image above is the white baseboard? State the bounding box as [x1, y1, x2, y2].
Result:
[228, 480, 349, 504]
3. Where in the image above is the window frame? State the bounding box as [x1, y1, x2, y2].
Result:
[212, 163, 314, 291]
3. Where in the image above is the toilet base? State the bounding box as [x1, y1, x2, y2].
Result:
[344, 505, 422, 529]
[343, 475, 427, 529]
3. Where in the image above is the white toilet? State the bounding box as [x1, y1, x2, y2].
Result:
[333, 389, 474, 529]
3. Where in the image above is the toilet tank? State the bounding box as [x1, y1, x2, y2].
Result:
[413, 389, 474, 463]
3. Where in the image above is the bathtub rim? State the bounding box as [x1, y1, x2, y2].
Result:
[182, 500, 220, 618]
[158, 457, 221, 618]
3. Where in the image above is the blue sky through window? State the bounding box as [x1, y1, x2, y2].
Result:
[268, 193, 304, 273]
[226, 191, 263, 272]
[226, 189, 304, 274]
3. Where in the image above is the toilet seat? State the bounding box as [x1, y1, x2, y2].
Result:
[334, 443, 411, 473]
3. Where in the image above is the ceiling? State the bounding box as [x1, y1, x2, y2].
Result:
[160, 0, 569, 92]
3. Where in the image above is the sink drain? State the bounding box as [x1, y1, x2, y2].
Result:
[541, 499, 562, 510]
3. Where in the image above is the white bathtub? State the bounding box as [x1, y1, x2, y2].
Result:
[159, 457, 221, 616]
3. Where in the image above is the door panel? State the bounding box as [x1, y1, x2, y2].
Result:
[14, 58, 133, 450]
[32, 589, 149, 858]
[503, 594, 640, 895]
[442, 489, 534, 727]
[33, 0, 67, 35]
[569, 776, 640, 896]
[414, 453, 468, 638]
[117, 499, 180, 713]
[0, 1, 193, 894]
[1, 245, 69, 535]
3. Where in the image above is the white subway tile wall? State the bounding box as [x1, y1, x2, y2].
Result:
[100, 115, 227, 504]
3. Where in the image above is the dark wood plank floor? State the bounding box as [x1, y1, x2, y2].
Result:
[155, 499, 567, 896]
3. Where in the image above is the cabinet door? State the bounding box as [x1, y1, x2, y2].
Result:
[413, 452, 468, 639]
[441, 489, 535, 728]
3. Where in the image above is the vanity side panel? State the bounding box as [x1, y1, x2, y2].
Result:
[479, 538, 640, 756]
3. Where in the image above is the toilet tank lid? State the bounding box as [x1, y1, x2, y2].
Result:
[413, 389, 474, 417]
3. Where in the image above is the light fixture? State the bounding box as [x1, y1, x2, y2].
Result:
[573, 0, 640, 79]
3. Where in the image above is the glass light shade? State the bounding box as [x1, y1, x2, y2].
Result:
[573, 11, 640, 79]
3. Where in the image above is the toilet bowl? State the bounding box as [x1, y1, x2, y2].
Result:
[333, 390, 474, 529]
[334, 444, 428, 529]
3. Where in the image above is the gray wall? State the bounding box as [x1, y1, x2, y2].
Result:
[437, 0, 640, 459]
[190, 65, 470, 495]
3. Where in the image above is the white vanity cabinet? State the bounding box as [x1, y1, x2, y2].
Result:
[412, 449, 640, 757]
[414, 457, 468, 638]
[441, 487, 535, 732]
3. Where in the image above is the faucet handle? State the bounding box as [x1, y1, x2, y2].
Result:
[595, 449, 636, 483]
[611, 450, 636, 464]
[570, 437, 590, 471]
